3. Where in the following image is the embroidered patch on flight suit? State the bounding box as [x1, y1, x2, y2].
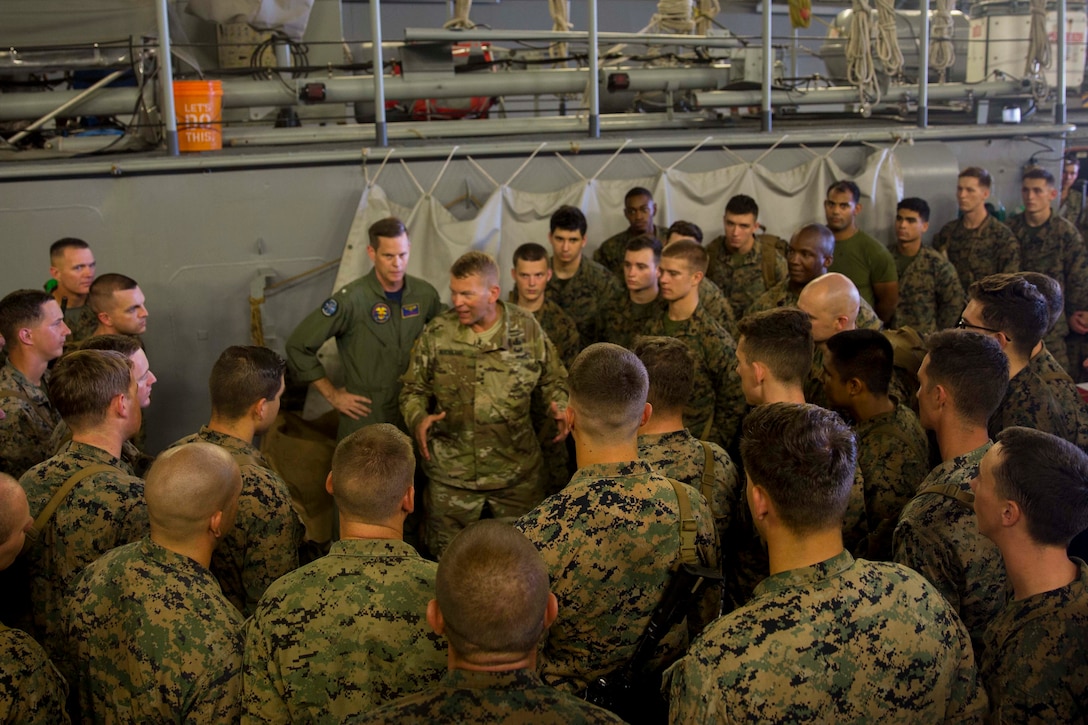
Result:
[402, 303, 421, 318]
[371, 302, 392, 323]
[321, 298, 339, 317]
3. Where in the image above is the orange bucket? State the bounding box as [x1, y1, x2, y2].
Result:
[173, 80, 223, 152]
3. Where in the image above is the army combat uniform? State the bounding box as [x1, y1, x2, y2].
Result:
[355, 669, 627, 724]
[892, 442, 1007, 655]
[988, 347, 1088, 452]
[0, 625, 69, 724]
[593, 225, 667, 280]
[286, 270, 443, 439]
[515, 460, 719, 694]
[62, 304, 98, 348]
[546, 255, 623, 346]
[169, 427, 303, 615]
[601, 295, 664, 350]
[68, 537, 244, 723]
[705, 236, 788, 320]
[980, 559, 1088, 724]
[400, 303, 568, 556]
[243, 538, 446, 724]
[664, 551, 988, 723]
[889, 245, 965, 334]
[933, 214, 1020, 294]
[696, 278, 738, 338]
[0, 362, 61, 479]
[1059, 184, 1088, 237]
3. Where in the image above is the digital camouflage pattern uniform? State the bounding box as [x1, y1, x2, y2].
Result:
[854, 399, 930, 560]
[892, 442, 1007, 655]
[0, 625, 70, 725]
[704, 237, 788, 320]
[988, 347, 1088, 452]
[698, 278, 738, 338]
[62, 304, 98, 348]
[168, 427, 303, 615]
[601, 295, 663, 350]
[67, 537, 244, 723]
[19, 441, 148, 663]
[0, 363, 61, 479]
[664, 551, 988, 723]
[400, 303, 569, 556]
[48, 419, 153, 478]
[546, 255, 623, 346]
[889, 245, 965, 334]
[243, 538, 446, 724]
[1007, 211, 1088, 374]
[747, 279, 884, 331]
[286, 270, 443, 438]
[515, 460, 719, 694]
[1059, 184, 1088, 236]
[593, 225, 667, 280]
[355, 668, 627, 725]
[933, 214, 1020, 294]
[645, 306, 745, 449]
[637, 429, 742, 546]
[980, 559, 1088, 724]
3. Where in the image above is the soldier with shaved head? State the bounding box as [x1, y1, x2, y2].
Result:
[68, 443, 244, 723]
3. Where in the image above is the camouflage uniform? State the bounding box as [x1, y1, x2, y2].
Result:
[592, 225, 667, 280]
[892, 442, 1007, 655]
[400, 303, 569, 556]
[62, 304, 98, 347]
[854, 399, 930, 560]
[645, 306, 745, 449]
[705, 237, 788, 319]
[19, 441, 148, 662]
[0, 625, 70, 724]
[889, 245, 965, 334]
[0, 363, 61, 479]
[601, 295, 664, 350]
[67, 537, 244, 723]
[355, 668, 626, 724]
[48, 419, 153, 478]
[988, 347, 1088, 452]
[980, 559, 1088, 724]
[637, 429, 742, 545]
[1060, 184, 1088, 237]
[168, 427, 303, 615]
[515, 460, 719, 693]
[1007, 211, 1088, 373]
[665, 551, 987, 722]
[546, 255, 623, 346]
[243, 538, 446, 724]
[933, 214, 1020, 294]
[697, 278, 737, 338]
[747, 279, 883, 330]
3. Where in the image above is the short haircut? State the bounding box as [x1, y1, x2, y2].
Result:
[624, 234, 662, 261]
[512, 242, 549, 265]
[549, 205, 587, 236]
[78, 334, 142, 358]
[666, 220, 703, 244]
[725, 194, 759, 218]
[568, 343, 648, 439]
[88, 273, 138, 314]
[924, 329, 1009, 425]
[827, 180, 861, 204]
[50, 349, 132, 429]
[968, 273, 1049, 357]
[792, 223, 836, 256]
[1022, 166, 1056, 187]
[661, 239, 708, 275]
[49, 237, 90, 264]
[993, 427, 1088, 547]
[146, 442, 241, 538]
[625, 187, 654, 203]
[633, 336, 694, 414]
[331, 424, 415, 522]
[450, 251, 499, 287]
[825, 329, 894, 396]
[367, 217, 408, 249]
[208, 345, 286, 420]
[0, 289, 53, 342]
[438, 520, 551, 659]
[959, 167, 993, 190]
[897, 197, 931, 223]
[740, 402, 858, 532]
[737, 308, 814, 385]
[1017, 272, 1063, 333]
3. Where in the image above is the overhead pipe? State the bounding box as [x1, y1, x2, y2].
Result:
[403, 28, 744, 48]
[696, 79, 1026, 108]
[5, 68, 129, 146]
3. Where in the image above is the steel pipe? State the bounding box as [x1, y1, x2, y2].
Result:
[370, 0, 388, 146]
[1057, 0, 1067, 124]
[155, 0, 178, 155]
[403, 28, 745, 48]
[919, 0, 930, 128]
[696, 80, 1025, 108]
[588, 0, 600, 137]
[6, 68, 129, 146]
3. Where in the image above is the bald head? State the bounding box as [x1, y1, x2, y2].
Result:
[0, 473, 30, 571]
[145, 443, 241, 540]
[797, 273, 860, 343]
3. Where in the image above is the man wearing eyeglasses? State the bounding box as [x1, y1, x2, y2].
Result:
[592, 187, 667, 281]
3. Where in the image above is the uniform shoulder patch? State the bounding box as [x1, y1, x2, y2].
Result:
[371, 302, 392, 323]
[321, 298, 339, 317]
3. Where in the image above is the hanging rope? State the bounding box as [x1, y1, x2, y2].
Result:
[1026, 0, 1051, 101]
[548, 0, 573, 61]
[694, 0, 720, 36]
[873, 0, 904, 79]
[443, 0, 475, 29]
[929, 0, 955, 83]
[846, 0, 880, 105]
[650, 0, 696, 33]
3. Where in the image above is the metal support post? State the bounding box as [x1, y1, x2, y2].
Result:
[155, 0, 179, 155]
[370, 0, 388, 147]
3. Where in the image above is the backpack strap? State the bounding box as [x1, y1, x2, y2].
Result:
[1041, 369, 1075, 384]
[698, 440, 716, 509]
[916, 482, 975, 509]
[666, 477, 699, 566]
[26, 463, 120, 545]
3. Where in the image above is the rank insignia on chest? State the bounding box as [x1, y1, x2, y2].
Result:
[371, 302, 392, 323]
[402, 303, 420, 318]
[321, 298, 339, 317]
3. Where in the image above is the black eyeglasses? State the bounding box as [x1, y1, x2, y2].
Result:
[956, 317, 1010, 341]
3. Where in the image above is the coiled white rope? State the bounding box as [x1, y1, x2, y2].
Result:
[695, 0, 721, 36]
[1025, 0, 1051, 101]
[846, 0, 880, 104]
[443, 0, 476, 30]
[873, 0, 904, 78]
[548, 0, 573, 60]
[929, 0, 955, 82]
